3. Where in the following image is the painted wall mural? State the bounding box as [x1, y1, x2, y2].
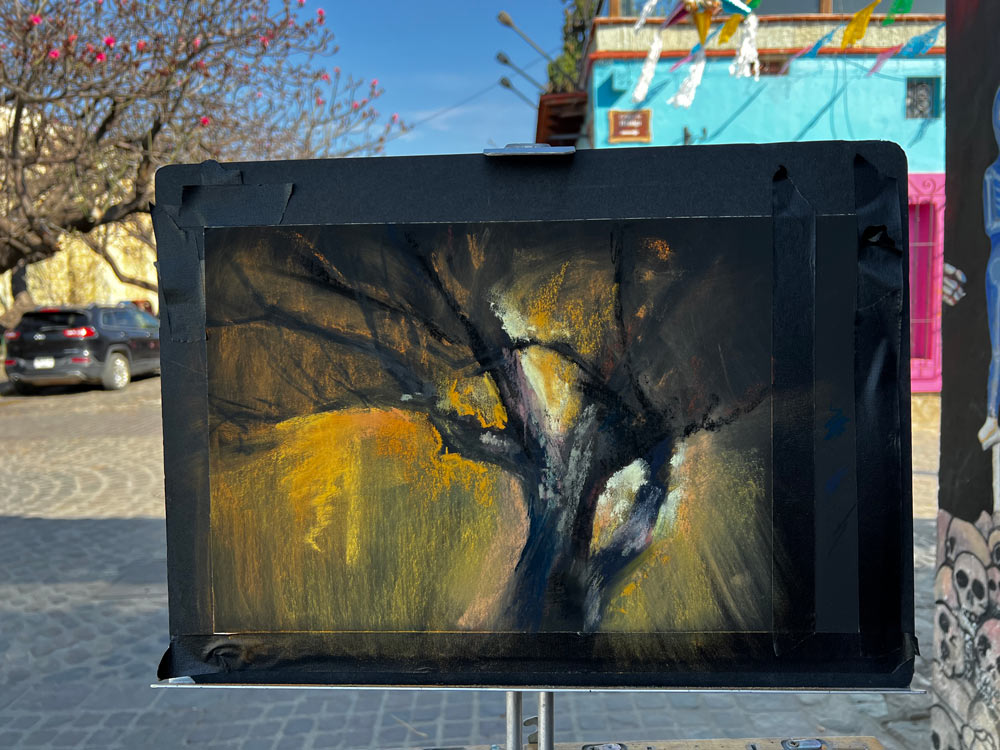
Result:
[203, 218, 774, 636]
[937, 2, 1000, 747]
[935, 510, 1000, 749]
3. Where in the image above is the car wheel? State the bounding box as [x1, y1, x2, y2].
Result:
[11, 380, 36, 396]
[101, 353, 131, 391]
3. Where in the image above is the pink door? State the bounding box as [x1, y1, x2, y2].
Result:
[908, 174, 945, 393]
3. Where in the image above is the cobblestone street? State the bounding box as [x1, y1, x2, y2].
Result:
[0, 379, 939, 749]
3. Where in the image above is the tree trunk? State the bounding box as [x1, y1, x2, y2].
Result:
[506, 416, 674, 633]
[0, 262, 34, 332]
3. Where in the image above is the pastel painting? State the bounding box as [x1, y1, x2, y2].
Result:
[204, 219, 774, 635]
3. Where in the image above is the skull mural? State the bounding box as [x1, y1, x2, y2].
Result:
[956, 551, 991, 625]
[936, 602, 968, 678]
[989, 528, 1000, 567]
[990, 566, 1000, 612]
[948, 517, 991, 564]
[938, 564, 959, 610]
[931, 704, 961, 750]
[976, 619, 1000, 701]
[965, 698, 1000, 750]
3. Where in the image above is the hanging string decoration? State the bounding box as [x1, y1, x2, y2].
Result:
[720, 0, 752, 13]
[865, 21, 945, 75]
[866, 43, 903, 76]
[718, 13, 744, 44]
[692, 7, 714, 46]
[896, 21, 945, 57]
[778, 23, 844, 75]
[633, 0, 660, 32]
[632, 31, 664, 103]
[729, 12, 759, 80]
[841, 0, 880, 50]
[660, 0, 691, 29]
[671, 23, 722, 71]
[882, 0, 914, 26]
[669, 47, 707, 108]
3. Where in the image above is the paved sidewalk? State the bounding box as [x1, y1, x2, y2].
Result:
[0, 381, 938, 749]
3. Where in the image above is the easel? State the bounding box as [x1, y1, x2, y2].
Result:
[500, 691, 884, 750]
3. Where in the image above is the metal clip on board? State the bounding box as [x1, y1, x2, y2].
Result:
[483, 143, 576, 157]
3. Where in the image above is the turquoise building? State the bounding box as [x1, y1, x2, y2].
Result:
[538, 7, 946, 390]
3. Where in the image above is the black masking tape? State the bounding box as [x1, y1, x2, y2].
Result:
[153, 162, 292, 344]
[853, 154, 907, 638]
[770, 166, 817, 647]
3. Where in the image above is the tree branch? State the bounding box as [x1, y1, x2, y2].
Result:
[76, 231, 158, 293]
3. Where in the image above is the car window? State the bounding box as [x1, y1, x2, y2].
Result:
[138, 311, 159, 329]
[125, 308, 146, 327]
[111, 310, 134, 327]
[20, 311, 88, 330]
[100, 312, 113, 327]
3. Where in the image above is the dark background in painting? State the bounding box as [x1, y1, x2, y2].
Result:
[940, 0, 1000, 521]
[204, 217, 774, 635]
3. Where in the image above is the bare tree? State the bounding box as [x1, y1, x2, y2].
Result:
[207, 223, 771, 632]
[0, 0, 404, 318]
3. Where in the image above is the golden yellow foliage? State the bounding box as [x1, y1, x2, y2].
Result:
[441, 375, 508, 430]
[518, 346, 582, 433]
[599, 409, 770, 635]
[211, 407, 529, 632]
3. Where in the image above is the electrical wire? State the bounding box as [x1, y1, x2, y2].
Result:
[380, 46, 560, 149]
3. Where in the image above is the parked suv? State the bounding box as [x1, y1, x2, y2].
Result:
[3, 304, 160, 394]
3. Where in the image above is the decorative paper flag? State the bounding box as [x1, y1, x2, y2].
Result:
[803, 24, 842, 58]
[721, 0, 752, 14]
[633, 0, 659, 32]
[632, 31, 664, 103]
[729, 12, 759, 80]
[866, 43, 903, 75]
[841, 0, 880, 50]
[896, 22, 945, 57]
[660, 0, 689, 29]
[693, 8, 713, 46]
[882, 0, 913, 25]
[719, 13, 744, 43]
[778, 23, 844, 74]
[669, 47, 707, 108]
[671, 23, 722, 71]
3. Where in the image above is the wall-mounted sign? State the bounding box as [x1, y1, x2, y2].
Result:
[608, 109, 652, 143]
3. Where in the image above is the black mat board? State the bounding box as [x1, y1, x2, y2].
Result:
[153, 142, 914, 688]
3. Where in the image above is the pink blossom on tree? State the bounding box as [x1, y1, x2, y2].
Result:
[0, 0, 408, 302]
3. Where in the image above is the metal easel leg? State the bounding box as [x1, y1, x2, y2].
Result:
[506, 691, 523, 750]
[538, 691, 554, 750]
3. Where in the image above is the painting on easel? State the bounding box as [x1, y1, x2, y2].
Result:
[154, 143, 914, 687]
[205, 218, 773, 636]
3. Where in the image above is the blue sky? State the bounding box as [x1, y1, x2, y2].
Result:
[316, 0, 945, 157]
[319, 1, 565, 156]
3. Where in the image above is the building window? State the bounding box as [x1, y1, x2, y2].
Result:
[906, 77, 941, 119]
[758, 55, 790, 76]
